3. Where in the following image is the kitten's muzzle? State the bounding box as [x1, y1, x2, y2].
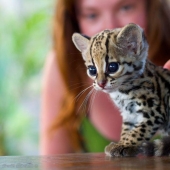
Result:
[97, 79, 107, 88]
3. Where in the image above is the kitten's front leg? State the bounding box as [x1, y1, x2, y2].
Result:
[105, 122, 141, 157]
[105, 119, 162, 157]
[105, 141, 139, 157]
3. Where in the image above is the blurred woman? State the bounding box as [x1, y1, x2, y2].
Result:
[40, 0, 170, 154]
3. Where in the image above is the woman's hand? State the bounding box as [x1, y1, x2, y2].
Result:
[164, 60, 170, 69]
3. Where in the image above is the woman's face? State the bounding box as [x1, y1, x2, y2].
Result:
[76, 0, 147, 36]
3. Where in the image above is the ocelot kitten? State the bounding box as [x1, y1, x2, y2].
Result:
[72, 23, 170, 157]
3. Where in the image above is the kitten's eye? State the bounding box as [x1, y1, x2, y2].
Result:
[88, 65, 97, 76]
[108, 62, 119, 73]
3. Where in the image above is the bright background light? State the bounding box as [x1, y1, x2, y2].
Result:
[0, 0, 55, 155]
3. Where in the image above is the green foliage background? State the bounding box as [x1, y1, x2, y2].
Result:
[0, 0, 54, 155]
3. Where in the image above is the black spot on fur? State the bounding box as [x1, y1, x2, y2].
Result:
[151, 132, 156, 136]
[122, 61, 132, 66]
[119, 85, 141, 94]
[147, 98, 154, 107]
[156, 106, 161, 113]
[140, 128, 146, 133]
[137, 138, 143, 141]
[153, 127, 159, 132]
[147, 70, 154, 77]
[136, 102, 141, 106]
[142, 112, 150, 119]
[140, 95, 146, 100]
[131, 142, 137, 145]
[143, 101, 146, 106]
[145, 138, 150, 141]
[154, 116, 164, 124]
[141, 124, 146, 128]
[124, 122, 134, 127]
[133, 63, 143, 71]
[131, 86, 141, 91]
[126, 102, 135, 113]
[151, 111, 155, 116]
[124, 128, 130, 131]
[147, 120, 153, 126]
[139, 134, 144, 137]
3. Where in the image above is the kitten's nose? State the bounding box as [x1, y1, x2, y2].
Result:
[97, 79, 107, 88]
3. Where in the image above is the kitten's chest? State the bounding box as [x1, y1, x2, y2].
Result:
[109, 91, 144, 124]
[109, 91, 131, 108]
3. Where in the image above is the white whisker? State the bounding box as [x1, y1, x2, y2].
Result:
[77, 88, 94, 114]
[70, 84, 90, 91]
[74, 85, 93, 102]
[87, 89, 97, 114]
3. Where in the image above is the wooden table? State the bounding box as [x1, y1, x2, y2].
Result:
[0, 153, 170, 170]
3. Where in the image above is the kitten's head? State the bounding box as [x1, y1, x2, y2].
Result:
[72, 23, 148, 93]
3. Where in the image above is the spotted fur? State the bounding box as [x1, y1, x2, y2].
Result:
[72, 23, 170, 157]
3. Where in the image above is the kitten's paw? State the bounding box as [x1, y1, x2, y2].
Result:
[105, 142, 116, 157]
[105, 142, 139, 157]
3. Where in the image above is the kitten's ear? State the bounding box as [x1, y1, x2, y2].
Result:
[72, 33, 90, 53]
[116, 23, 144, 56]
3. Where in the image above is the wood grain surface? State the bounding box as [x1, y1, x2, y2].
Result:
[0, 153, 170, 169]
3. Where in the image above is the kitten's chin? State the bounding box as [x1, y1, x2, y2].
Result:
[103, 88, 116, 93]
[94, 86, 116, 93]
